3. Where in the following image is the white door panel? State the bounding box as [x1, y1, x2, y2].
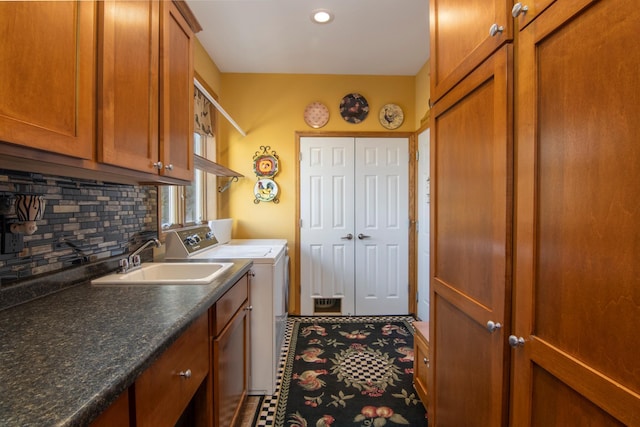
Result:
[300, 136, 408, 316]
[300, 137, 355, 315]
[417, 129, 430, 321]
[355, 138, 409, 315]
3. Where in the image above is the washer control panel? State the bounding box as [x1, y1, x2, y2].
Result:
[165, 226, 219, 258]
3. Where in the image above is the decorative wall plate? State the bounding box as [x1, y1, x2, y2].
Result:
[339, 93, 369, 124]
[254, 154, 278, 177]
[254, 178, 279, 203]
[303, 101, 330, 128]
[253, 146, 279, 178]
[379, 103, 404, 129]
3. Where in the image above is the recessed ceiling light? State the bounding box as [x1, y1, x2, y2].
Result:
[311, 9, 334, 24]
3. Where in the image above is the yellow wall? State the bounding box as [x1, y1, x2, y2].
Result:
[414, 59, 431, 127]
[216, 73, 416, 241]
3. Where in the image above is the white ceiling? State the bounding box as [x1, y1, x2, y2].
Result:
[186, 0, 430, 76]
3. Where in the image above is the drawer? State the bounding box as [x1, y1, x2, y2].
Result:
[212, 274, 249, 336]
[413, 321, 429, 406]
[135, 312, 209, 427]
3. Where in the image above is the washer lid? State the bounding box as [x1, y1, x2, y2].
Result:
[204, 245, 274, 258]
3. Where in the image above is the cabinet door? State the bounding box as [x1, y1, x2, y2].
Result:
[429, 0, 512, 103]
[511, 0, 556, 30]
[512, 0, 640, 425]
[0, 1, 95, 159]
[98, 0, 160, 174]
[430, 45, 512, 426]
[159, 1, 194, 182]
[213, 303, 249, 427]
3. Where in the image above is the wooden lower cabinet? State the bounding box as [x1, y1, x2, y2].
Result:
[135, 312, 209, 427]
[413, 322, 429, 407]
[211, 273, 250, 427]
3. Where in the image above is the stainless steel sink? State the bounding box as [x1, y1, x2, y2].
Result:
[91, 262, 234, 285]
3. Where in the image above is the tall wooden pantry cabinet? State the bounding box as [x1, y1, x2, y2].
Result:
[429, 0, 640, 425]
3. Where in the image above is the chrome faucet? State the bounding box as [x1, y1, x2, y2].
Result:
[119, 238, 161, 273]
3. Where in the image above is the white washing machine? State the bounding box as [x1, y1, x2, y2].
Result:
[165, 226, 288, 396]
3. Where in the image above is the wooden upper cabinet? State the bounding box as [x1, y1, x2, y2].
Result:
[0, 1, 95, 159]
[98, 0, 160, 174]
[429, 0, 512, 103]
[159, 1, 194, 182]
[98, 0, 193, 182]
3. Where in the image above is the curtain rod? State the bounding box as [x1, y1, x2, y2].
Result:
[194, 78, 247, 137]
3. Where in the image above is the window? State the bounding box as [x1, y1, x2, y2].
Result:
[159, 82, 217, 233]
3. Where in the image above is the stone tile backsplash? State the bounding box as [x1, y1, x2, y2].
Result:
[0, 169, 157, 285]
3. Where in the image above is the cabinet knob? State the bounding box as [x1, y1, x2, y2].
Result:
[165, 163, 174, 171]
[153, 161, 163, 170]
[244, 305, 253, 311]
[486, 320, 502, 333]
[508, 335, 525, 348]
[511, 3, 529, 18]
[179, 369, 192, 379]
[489, 23, 505, 37]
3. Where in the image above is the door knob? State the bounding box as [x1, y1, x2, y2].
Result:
[341, 233, 354, 240]
[486, 320, 502, 333]
[489, 23, 504, 37]
[508, 335, 525, 348]
[357, 233, 371, 240]
[511, 3, 529, 18]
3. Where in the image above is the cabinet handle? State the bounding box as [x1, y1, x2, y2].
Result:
[486, 320, 502, 333]
[244, 305, 253, 311]
[511, 2, 529, 18]
[153, 161, 163, 170]
[179, 369, 192, 379]
[341, 233, 354, 240]
[489, 23, 504, 37]
[357, 233, 371, 240]
[165, 163, 174, 171]
[508, 335, 525, 348]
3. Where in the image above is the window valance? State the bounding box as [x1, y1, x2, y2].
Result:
[194, 87, 214, 136]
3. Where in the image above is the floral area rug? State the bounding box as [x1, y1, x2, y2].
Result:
[274, 316, 427, 427]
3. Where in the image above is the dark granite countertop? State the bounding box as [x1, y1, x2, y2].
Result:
[0, 259, 252, 427]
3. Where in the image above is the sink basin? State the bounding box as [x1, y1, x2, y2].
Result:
[91, 262, 234, 286]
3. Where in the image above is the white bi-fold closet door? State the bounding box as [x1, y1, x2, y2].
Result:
[300, 136, 409, 316]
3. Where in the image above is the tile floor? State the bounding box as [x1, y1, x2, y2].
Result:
[239, 396, 262, 427]
[237, 317, 295, 427]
